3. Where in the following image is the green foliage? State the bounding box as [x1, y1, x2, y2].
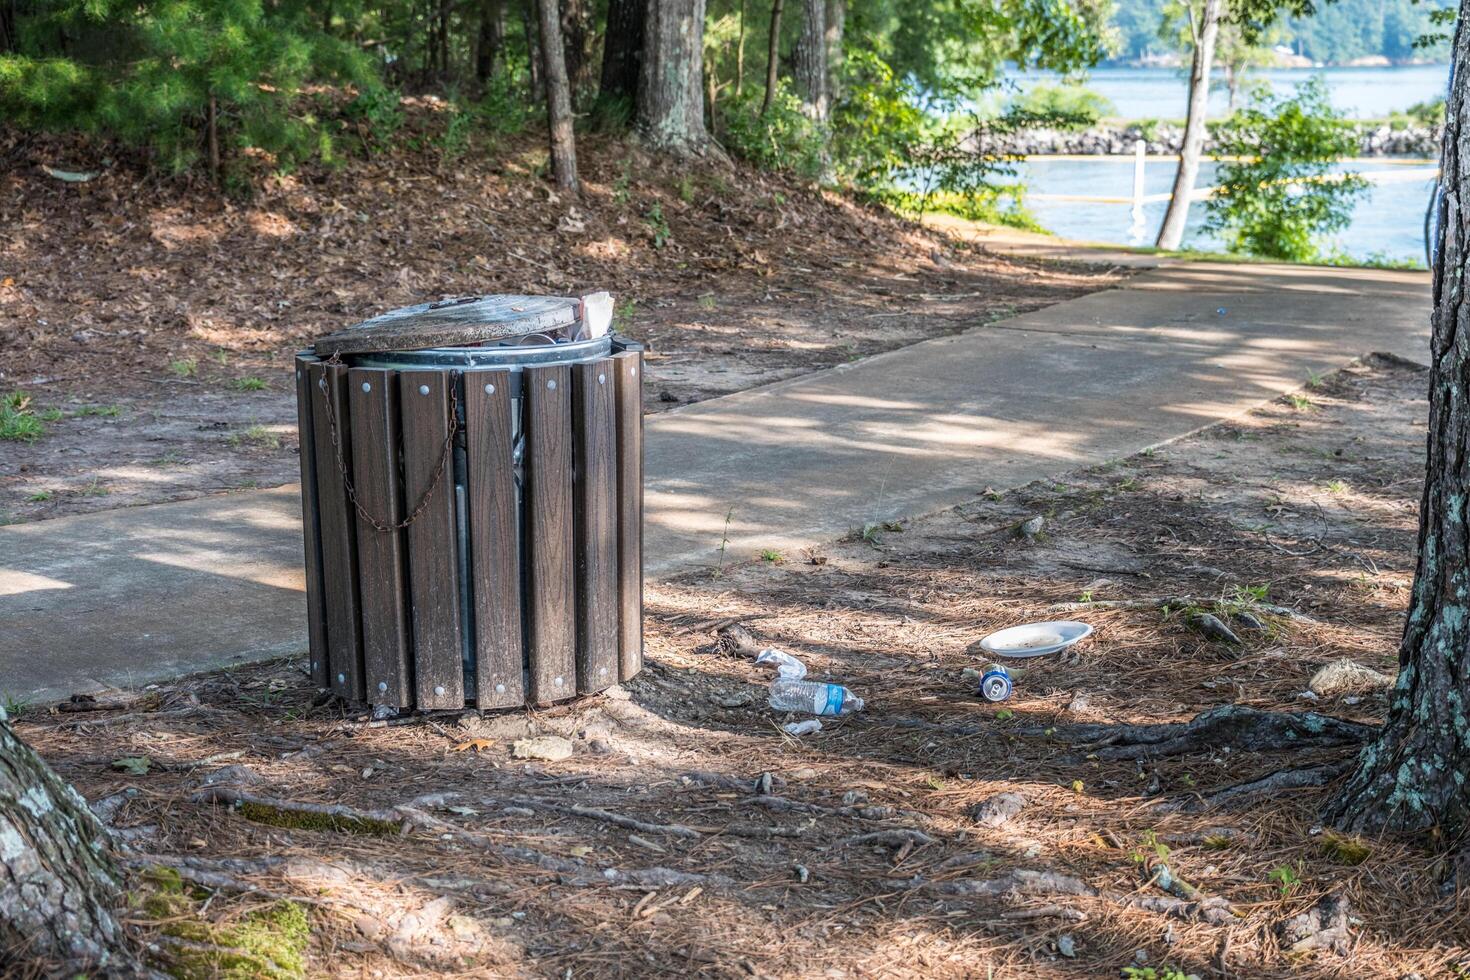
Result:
[343, 87, 405, 155]
[1007, 83, 1116, 130]
[1120, 967, 1193, 980]
[719, 80, 827, 180]
[644, 203, 672, 249]
[1, 0, 378, 175]
[0, 393, 45, 442]
[1205, 78, 1368, 262]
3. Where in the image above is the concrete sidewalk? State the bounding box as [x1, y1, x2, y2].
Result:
[0, 260, 1430, 702]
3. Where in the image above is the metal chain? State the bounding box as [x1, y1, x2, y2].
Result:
[317, 352, 459, 533]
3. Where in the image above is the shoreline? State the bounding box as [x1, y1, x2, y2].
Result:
[976, 120, 1442, 158]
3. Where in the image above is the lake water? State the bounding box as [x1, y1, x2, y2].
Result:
[1014, 157, 1435, 264]
[1007, 64, 1450, 120]
[1000, 66, 1443, 263]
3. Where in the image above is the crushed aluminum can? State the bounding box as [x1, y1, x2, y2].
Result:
[979, 663, 1013, 703]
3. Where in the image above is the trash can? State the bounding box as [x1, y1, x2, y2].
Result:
[293, 293, 643, 712]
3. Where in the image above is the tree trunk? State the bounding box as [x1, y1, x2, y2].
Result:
[597, 0, 644, 106]
[523, 0, 544, 104]
[636, 0, 712, 155]
[1322, 13, 1470, 837]
[793, 0, 826, 121]
[560, 0, 594, 100]
[735, 0, 747, 95]
[824, 0, 844, 103]
[206, 92, 220, 184]
[476, 0, 507, 85]
[1155, 0, 1220, 251]
[0, 716, 133, 973]
[759, 0, 784, 115]
[535, 0, 578, 191]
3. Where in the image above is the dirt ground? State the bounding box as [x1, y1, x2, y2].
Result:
[0, 123, 1122, 524]
[14, 354, 1460, 978]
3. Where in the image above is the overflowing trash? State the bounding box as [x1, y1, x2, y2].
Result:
[757, 648, 864, 717]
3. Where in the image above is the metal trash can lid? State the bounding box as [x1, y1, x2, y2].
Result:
[314, 294, 599, 357]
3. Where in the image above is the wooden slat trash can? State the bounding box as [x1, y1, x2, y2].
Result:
[293, 293, 643, 711]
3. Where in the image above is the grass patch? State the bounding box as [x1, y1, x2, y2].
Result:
[1, 393, 45, 442]
[229, 425, 281, 450]
[25, 490, 52, 502]
[76, 404, 121, 417]
[231, 377, 270, 392]
[169, 358, 198, 379]
[758, 548, 785, 564]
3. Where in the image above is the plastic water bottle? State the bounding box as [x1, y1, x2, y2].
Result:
[768, 679, 864, 716]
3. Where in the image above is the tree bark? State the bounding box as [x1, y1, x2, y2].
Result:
[824, 0, 844, 103]
[1155, 0, 1220, 251]
[0, 716, 134, 973]
[636, 0, 712, 155]
[598, 0, 644, 107]
[1323, 9, 1470, 837]
[523, 0, 544, 105]
[476, 0, 507, 85]
[793, 0, 826, 121]
[735, 0, 747, 95]
[535, 0, 578, 191]
[759, 0, 784, 116]
[560, 0, 594, 99]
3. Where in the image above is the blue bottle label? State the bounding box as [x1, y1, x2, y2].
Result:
[822, 684, 846, 715]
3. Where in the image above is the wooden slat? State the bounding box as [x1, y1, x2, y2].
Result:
[573, 360, 618, 694]
[524, 364, 576, 703]
[400, 370, 465, 710]
[464, 371, 524, 710]
[294, 355, 330, 689]
[348, 367, 412, 707]
[308, 360, 364, 701]
[613, 350, 644, 681]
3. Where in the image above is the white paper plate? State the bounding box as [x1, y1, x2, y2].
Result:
[976, 621, 1094, 659]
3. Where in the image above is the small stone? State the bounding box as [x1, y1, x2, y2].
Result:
[754, 772, 774, 794]
[842, 789, 869, 806]
[1135, 949, 1149, 964]
[1057, 935, 1077, 958]
[715, 691, 754, 708]
[971, 792, 1026, 828]
[511, 735, 574, 762]
[1234, 610, 1268, 631]
[1188, 612, 1241, 644]
[1309, 659, 1396, 697]
[790, 767, 818, 781]
[793, 864, 810, 883]
[1018, 515, 1045, 540]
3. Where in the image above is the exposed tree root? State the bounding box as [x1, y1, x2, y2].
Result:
[189, 786, 414, 835]
[1060, 705, 1373, 761]
[496, 797, 702, 838]
[915, 869, 1240, 925]
[1047, 596, 1316, 622]
[1165, 763, 1349, 812]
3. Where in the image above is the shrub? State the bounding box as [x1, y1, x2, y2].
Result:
[1205, 78, 1368, 263]
[1007, 83, 1115, 131]
[718, 80, 826, 180]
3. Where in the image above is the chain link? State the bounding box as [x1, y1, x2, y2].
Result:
[317, 353, 458, 533]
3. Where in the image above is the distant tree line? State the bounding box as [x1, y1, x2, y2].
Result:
[0, 0, 1111, 198]
[1109, 0, 1451, 64]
